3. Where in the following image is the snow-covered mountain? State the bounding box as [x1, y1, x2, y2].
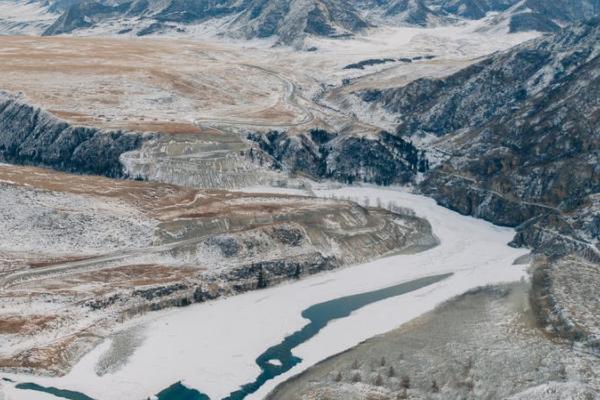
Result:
[40, 0, 369, 44]
[227, 0, 369, 45]
[2, 0, 598, 44]
[0, 0, 59, 35]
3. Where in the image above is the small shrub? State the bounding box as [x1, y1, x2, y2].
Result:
[400, 375, 410, 389]
[388, 366, 396, 377]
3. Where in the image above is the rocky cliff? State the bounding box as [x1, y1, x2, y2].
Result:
[357, 20, 599, 258]
[248, 129, 428, 185]
[0, 93, 151, 178]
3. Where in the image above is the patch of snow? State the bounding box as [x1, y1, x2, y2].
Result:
[267, 359, 283, 367]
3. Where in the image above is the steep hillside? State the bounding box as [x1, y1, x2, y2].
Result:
[356, 0, 448, 26]
[42, 0, 245, 36]
[228, 0, 369, 45]
[247, 129, 429, 185]
[359, 19, 600, 258]
[430, 0, 600, 32]
[0, 0, 58, 35]
[0, 92, 151, 178]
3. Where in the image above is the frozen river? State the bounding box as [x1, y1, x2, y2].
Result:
[4, 186, 529, 400]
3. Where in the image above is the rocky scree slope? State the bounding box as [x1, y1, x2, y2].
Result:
[0, 92, 152, 178]
[359, 19, 600, 259]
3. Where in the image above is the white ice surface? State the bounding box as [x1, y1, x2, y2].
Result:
[3, 186, 529, 400]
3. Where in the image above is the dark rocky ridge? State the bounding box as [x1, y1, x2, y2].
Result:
[43, 0, 244, 36]
[359, 19, 600, 258]
[0, 93, 151, 178]
[248, 129, 428, 185]
[360, 20, 599, 137]
[229, 0, 369, 45]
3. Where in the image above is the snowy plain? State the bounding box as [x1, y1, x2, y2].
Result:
[3, 186, 530, 400]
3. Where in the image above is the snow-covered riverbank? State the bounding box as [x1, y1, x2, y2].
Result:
[3, 186, 529, 400]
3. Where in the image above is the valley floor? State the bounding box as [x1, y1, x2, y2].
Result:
[2, 186, 529, 399]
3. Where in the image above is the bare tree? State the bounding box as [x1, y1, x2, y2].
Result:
[388, 366, 396, 378]
[334, 371, 343, 382]
[257, 267, 268, 288]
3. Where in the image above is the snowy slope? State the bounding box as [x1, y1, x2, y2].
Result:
[0, 0, 57, 35]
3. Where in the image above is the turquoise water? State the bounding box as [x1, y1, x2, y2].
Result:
[156, 382, 210, 400]
[13, 273, 451, 400]
[15, 383, 94, 400]
[220, 273, 452, 400]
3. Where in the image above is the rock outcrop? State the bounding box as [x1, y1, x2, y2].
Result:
[0, 93, 151, 178]
[248, 129, 428, 185]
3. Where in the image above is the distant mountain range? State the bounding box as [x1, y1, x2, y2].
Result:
[1, 0, 598, 45]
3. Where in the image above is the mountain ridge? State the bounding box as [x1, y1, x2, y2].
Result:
[4, 0, 597, 45]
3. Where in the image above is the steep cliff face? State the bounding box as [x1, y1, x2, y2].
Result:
[0, 93, 151, 177]
[248, 129, 428, 185]
[360, 19, 599, 137]
[358, 20, 599, 257]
